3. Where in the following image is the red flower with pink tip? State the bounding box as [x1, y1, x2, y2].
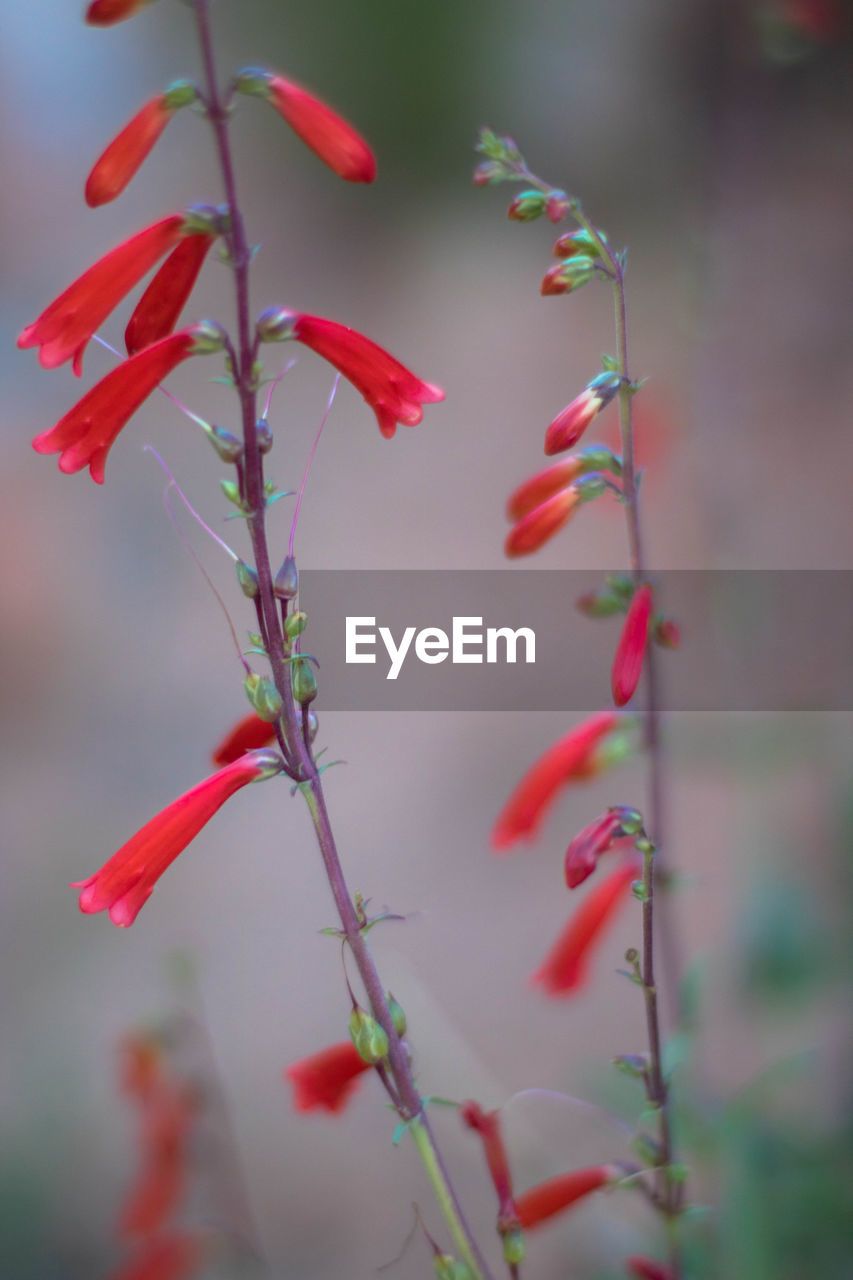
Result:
[71, 750, 282, 926]
[285, 1041, 372, 1114]
[505, 487, 580, 558]
[86, 84, 195, 207]
[18, 211, 216, 375]
[514, 1164, 619, 1229]
[125, 234, 216, 354]
[86, 0, 159, 25]
[32, 326, 217, 483]
[257, 309, 444, 439]
[564, 810, 627, 888]
[235, 68, 376, 183]
[492, 711, 620, 850]
[544, 372, 622, 455]
[532, 859, 640, 995]
[612, 583, 653, 706]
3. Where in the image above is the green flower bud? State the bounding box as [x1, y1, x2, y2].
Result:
[386, 993, 407, 1037]
[273, 556, 298, 601]
[256, 307, 297, 343]
[221, 479, 246, 509]
[576, 591, 623, 618]
[348, 1008, 389, 1065]
[163, 79, 198, 110]
[244, 672, 283, 722]
[203, 423, 242, 464]
[235, 560, 258, 598]
[256, 417, 273, 454]
[502, 1229, 525, 1266]
[507, 189, 546, 222]
[291, 656, 317, 705]
[434, 1256, 475, 1280]
[284, 610, 307, 639]
[612, 1053, 648, 1079]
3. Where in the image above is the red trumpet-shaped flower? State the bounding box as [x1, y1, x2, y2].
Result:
[460, 1101, 516, 1221]
[285, 1041, 372, 1114]
[544, 373, 622, 455]
[612, 583, 653, 707]
[236, 69, 376, 183]
[626, 1258, 674, 1280]
[564, 810, 626, 889]
[515, 1164, 619, 1230]
[532, 859, 639, 995]
[106, 1233, 204, 1280]
[257, 309, 444, 438]
[125, 235, 215, 354]
[18, 212, 207, 374]
[120, 1085, 195, 1238]
[32, 326, 216, 483]
[85, 85, 195, 207]
[505, 486, 580, 558]
[492, 711, 620, 850]
[211, 713, 278, 766]
[86, 0, 158, 24]
[508, 456, 589, 520]
[71, 750, 282, 927]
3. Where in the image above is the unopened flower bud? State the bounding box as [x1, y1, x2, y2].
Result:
[285, 610, 307, 639]
[540, 255, 596, 296]
[631, 879, 649, 902]
[654, 618, 680, 649]
[220, 479, 245, 509]
[235, 560, 259, 598]
[203, 423, 242, 463]
[507, 189, 546, 222]
[552, 227, 605, 258]
[612, 1053, 648, 1078]
[256, 307, 297, 343]
[273, 556, 298, 600]
[386, 993, 407, 1037]
[348, 1008, 388, 1064]
[255, 417, 274, 453]
[434, 1255, 475, 1280]
[291, 656, 318, 705]
[244, 673, 283, 722]
[502, 1229, 525, 1266]
[576, 591, 623, 618]
[301, 707, 318, 743]
[191, 319, 227, 354]
[472, 160, 505, 186]
[545, 189, 570, 223]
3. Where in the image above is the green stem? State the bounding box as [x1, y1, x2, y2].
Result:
[410, 1114, 485, 1280]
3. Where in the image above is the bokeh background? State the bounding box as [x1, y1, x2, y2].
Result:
[2, 1, 853, 1277]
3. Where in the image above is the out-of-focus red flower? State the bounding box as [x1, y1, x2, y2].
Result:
[612, 583, 653, 707]
[285, 1041, 372, 1114]
[236, 69, 376, 182]
[259, 310, 444, 438]
[460, 1101, 515, 1219]
[506, 458, 587, 520]
[32, 327, 209, 483]
[544, 373, 622, 455]
[120, 1086, 195, 1237]
[653, 618, 680, 649]
[86, 0, 158, 25]
[531, 859, 640, 995]
[212, 713, 278, 766]
[126, 235, 215, 354]
[492, 711, 620, 850]
[120, 1034, 164, 1103]
[626, 1257, 674, 1280]
[105, 1233, 205, 1280]
[505, 487, 579, 558]
[564, 811, 625, 889]
[86, 93, 181, 207]
[18, 214, 194, 375]
[515, 1164, 618, 1229]
[70, 750, 281, 926]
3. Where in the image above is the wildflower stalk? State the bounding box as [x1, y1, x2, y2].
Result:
[190, 3, 492, 1275]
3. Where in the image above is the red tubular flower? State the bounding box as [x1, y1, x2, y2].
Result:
[238, 69, 376, 182]
[211, 713, 278, 766]
[544, 373, 622, 456]
[86, 0, 158, 24]
[285, 1041, 372, 1114]
[564, 811, 625, 889]
[460, 1101, 515, 1219]
[626, 1258, 674, 1280]
[120, 1034, 164, 1102]
[492, 711, 619, 850]
[505, 487, 579, 558]
[515, 1164, 618, 1229]
[507, 458, 586, 521]
[120, 1086, 194, 1237]
[106, 1233, 204, 1280]
[261, 310, 444, 438]
[611, 583, 653, 707]
[126, 235, 215, 355]
[86, 95, 174, 207]
[32, 326, 211, 483]
[531, 859, 639, 995]
[18, 213, 192, 374]
[70, 750, 281, 927]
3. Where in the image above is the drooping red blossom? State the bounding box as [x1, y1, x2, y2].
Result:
[515, 1164, 618, 1229]
[260, 310, 444, 438]
[120, 1033, 164, 1103]
[212, 713, 278, 766]
[32, 327, 210, 483]
[626, 1257, 674, 1280]
[460, 1101, 516, 1220]
[235, 69, 376, 182]
[18, 213, 192, 375]
[70, 750, 282, 926]
[531, 859, 639, 995]
[544, 373, 622, 456]
[611, 583, 653, 707]
[120, 1085, 195, 1237]
[505, 487, 579, 558]
[86, 0, 158, 25]
[285, 1041, 372, 1114]
[105, 1233, 205, 1280]
[86, 95, 174, 207]
[126, 235, 215, 354]
[507, 457, 587, 521]
[564, 810, 625, 889]
[492, 711, 620, 850]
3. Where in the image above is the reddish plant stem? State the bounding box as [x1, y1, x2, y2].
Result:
[191, 5, 493, 1276]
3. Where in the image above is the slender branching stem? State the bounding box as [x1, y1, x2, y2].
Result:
[190, 5, 493, 1275]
